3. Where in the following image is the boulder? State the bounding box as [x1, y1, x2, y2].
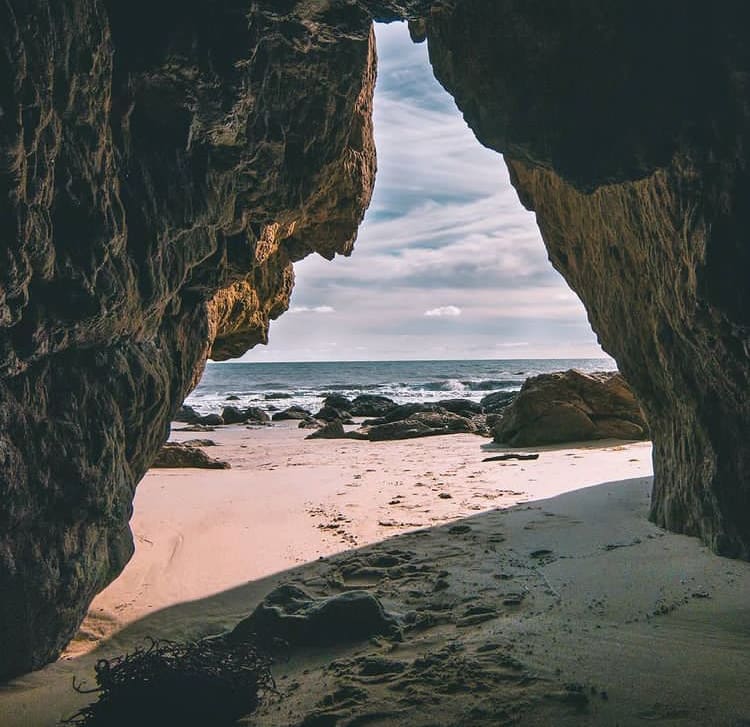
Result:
[221, 406, 270, 425]
[493, 370, 648, 446]
[437, 398, 484, 416]
[349, 394, 398, 417]
[480, 391, 517, 413]
[381, 402, 445, 423]
[196, 413, 224, 426]
[174, 405, 201, 423]
[151, 443, 231, 469]
[305, 421, 347, 439]
[322, 394, 353, 410]
[272, 406, 313, 421]
[225, 394, 240, 401]
[229, 585, 400, 648]
[363, 411, 478, 441]
[313, 405, 351, 422]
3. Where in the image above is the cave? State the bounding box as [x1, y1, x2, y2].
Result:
[1, 0, 749, 703]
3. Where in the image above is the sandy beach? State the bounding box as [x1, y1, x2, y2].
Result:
[1, 423, 748, 726]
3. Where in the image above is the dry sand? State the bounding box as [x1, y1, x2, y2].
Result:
[1, 423, 748, 726]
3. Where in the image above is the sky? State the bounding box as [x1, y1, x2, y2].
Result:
[240, 23, 606, 363]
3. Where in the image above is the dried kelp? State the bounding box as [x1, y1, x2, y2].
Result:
[61, 637, 274, 726]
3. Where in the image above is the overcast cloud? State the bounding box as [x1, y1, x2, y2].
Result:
[241, 23, 605, 362]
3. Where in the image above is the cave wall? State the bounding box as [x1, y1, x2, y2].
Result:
[417, 0, 750, 557]
[2, 0, 750, 680]
[0, 0, 375, 679]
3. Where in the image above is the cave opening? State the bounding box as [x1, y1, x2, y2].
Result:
[3, 4, 750, 724]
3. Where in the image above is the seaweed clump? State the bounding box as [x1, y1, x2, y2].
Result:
[61, 637, 274, 726]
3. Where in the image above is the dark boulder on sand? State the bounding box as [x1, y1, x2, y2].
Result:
[306, 420, 347, 439]
[322, 394, 354, 411]
[494, 370, 648, 446]
[230, 584, 400, 648]
[313, 405, 352, 422]
[363, 410, 479, 441]
[151, 443, 230, 469]
[175, 405, 201, 423]
[197, 413, 224, 426]
[437, 398, 484, 416]
[272, 406, 314, 421]
[349, 394, 398, 417]
[221, 406, 270, 425]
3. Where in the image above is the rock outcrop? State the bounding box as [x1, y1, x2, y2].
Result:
[417, 1, 750, 558]
[0, 1, 375, 679]
[2, 0, 750, 681]
[494, 370, 648, 446]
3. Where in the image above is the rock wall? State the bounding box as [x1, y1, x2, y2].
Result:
[418, 0, 750, 558]
[0, 1, 375, 679]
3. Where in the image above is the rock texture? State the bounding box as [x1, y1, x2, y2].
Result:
[415, 1, 750, 558]
[494, 370, 648, 446]
[0, 1, 375, 679]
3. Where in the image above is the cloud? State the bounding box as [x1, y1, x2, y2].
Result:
[288, 305, 335, 314]
[424, 305, 462, 317]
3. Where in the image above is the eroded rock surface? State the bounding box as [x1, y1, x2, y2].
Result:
[0, 1, 375, 678]
[494, 370, 648, 446]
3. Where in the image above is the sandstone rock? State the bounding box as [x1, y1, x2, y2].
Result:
[151, 444, 230, 469]
[494, 371, 648, 447]
[349, 394, 398, 417]
[0, 0, 377, 678]
[229, 584, 400, 648]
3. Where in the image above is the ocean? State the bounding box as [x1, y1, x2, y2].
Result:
[185, 358, 616, 415]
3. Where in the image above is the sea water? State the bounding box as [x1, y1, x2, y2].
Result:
[184, 358, 616, 415]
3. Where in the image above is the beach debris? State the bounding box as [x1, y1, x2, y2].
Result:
[230, 584, 401, 648]
[151, 443, 230, 469]
[61, 637, 273, 727]
[483, 453, 540, 462]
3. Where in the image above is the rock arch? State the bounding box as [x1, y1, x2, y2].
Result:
[0, 0, 748, 678]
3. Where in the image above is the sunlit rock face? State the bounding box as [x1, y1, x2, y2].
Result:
[1, 0, 749, 681]
[0, 1, 375, 678]
[416, 0, 750, 558]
